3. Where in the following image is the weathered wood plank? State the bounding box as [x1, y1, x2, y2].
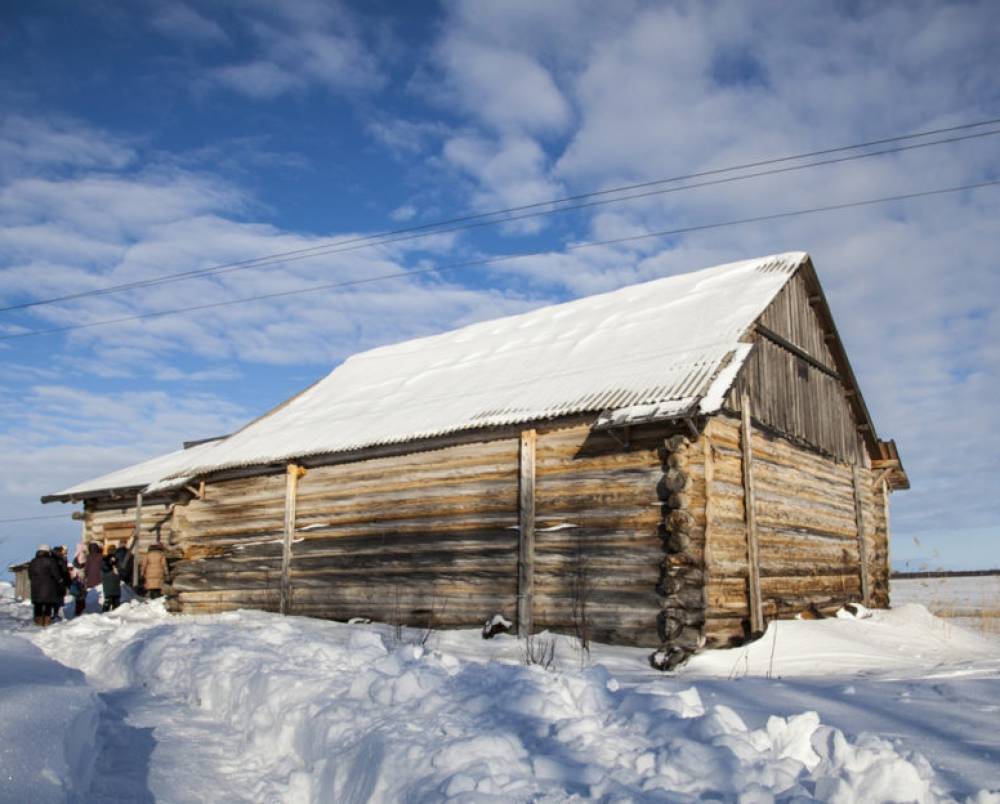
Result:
[517, 429, 536, 637]
[740, 394, 764, 635]
[852, 464, 871, 606]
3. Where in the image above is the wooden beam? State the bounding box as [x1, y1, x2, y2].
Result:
[739, 394, 764, 636]
[280, 463, 306, 616]
[131, 492, 143, 588]
[882, 478, 892, 604]
[871, 467, 893, 489]
[517, 429, 536, 638]
[852, 465, 872, 607]
[701, 435, 715, 613]
[754, 323, 840, 379]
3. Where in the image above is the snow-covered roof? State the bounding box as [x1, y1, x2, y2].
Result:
[42, 440, 222, 502]
[146, 252, 808, 486]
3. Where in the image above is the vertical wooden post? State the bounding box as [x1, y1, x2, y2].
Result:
[701, 434, 715, 612]
[740, 394, 764, 635]
[852, 465, 872, 607]
[882, 479, 891, 602]
[131, 492, 143, 588]
[280, 463, 305, 616]
[517, 429, 537, 638]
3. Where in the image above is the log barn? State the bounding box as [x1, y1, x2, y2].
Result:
[43, 252, 908, 664]
[41, 438, 224, 585]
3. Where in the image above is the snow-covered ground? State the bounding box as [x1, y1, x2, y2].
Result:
[2, 581, 999, 802]
[892, 575, 1000, 637]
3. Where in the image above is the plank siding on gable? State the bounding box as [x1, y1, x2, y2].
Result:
[727, 271, 861, 465]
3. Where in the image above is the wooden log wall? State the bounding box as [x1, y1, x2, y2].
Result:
[727, 271, 861, 464]
[167, 472, 286, 614]
[683, 415, 889, 646]
[288, 438, 520, 626]
[531, 423, 675, 649]
[86, 498, 173, 561]
[168, 438, 522, 624]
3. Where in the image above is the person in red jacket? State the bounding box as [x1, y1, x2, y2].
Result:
[84, 542, 102, 589]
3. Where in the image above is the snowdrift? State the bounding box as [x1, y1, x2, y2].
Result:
[25, 598, 1000, 802]
[0, 633, 103, 803]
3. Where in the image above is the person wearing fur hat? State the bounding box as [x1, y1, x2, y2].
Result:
[141, 543, 167, 600]
[27, 544, 62, 626]
[101, 547, 122, 612]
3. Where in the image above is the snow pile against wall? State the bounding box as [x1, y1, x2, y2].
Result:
[30, 601, 998, 802]
[150, 252, 807, 482]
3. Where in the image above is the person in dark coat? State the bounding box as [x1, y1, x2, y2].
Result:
[101, 549, 122, 612]
[115, 543, 130, 583]
[84, 542, 102, 589]
[27, 544, 62, 626]
[50, 545, 71, 620]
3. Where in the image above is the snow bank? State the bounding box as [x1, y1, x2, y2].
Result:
[0, 633, 103, 802]
[29, 602, 993, 802]
[684, 604, 1000, 679]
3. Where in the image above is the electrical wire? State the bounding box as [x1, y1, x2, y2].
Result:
[0, 514, 75, 524]
[3, 177, 997, 342]
[2, 119, 999, 313]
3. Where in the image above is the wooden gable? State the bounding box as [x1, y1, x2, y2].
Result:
[725, 258, 897, 477]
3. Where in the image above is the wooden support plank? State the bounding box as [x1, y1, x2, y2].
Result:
[852, 465, 871, 607]
[131, 492, 142, 588]
[740, 393, 764, 635]
[517, 429, 537, 637]
[755, 323, 840, 379]
[280, 463, 306, 615]
[882, 478, 891, 603]
[702, 434, 715, 612]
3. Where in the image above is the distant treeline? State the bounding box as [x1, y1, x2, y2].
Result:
[891, 569, 1000, 579]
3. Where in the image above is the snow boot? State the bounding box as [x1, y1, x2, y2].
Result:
[33, 615, 42, 627]
[41, 615, 51, 627]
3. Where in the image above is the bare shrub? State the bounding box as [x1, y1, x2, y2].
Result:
[417, 595, 446, 647]
[391, 585, 403, 644]
[522, 635, 557, 670]
[569, 534, 592, 666]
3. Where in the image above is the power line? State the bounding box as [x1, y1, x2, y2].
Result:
[0, 513, 74, 524]
[3, 177, 997, 342]
[2, 119, 999, 314]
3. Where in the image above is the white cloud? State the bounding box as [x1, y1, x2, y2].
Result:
[201, 2, 384, 99]
[0, 116, 135, 178]
[150, 3, 229, 45]
[441, 133, 564, 232]
[432, 36, 571, 135]
[208, 60, 305, 99]
[365, 118, 450, 158]
[389, 204, 417, 222]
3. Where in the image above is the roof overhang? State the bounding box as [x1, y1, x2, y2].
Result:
[871, 439, 910, 491]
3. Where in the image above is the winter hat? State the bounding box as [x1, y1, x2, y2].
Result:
[38, 543, 51, 552]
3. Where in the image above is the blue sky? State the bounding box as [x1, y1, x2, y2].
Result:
[1, 0, 998, 574]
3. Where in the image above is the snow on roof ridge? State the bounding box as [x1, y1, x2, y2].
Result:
[116, 251, 811, 489]
[343, 250, 808, 364]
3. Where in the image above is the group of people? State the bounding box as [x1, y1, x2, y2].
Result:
[26, 540, 167, 627]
